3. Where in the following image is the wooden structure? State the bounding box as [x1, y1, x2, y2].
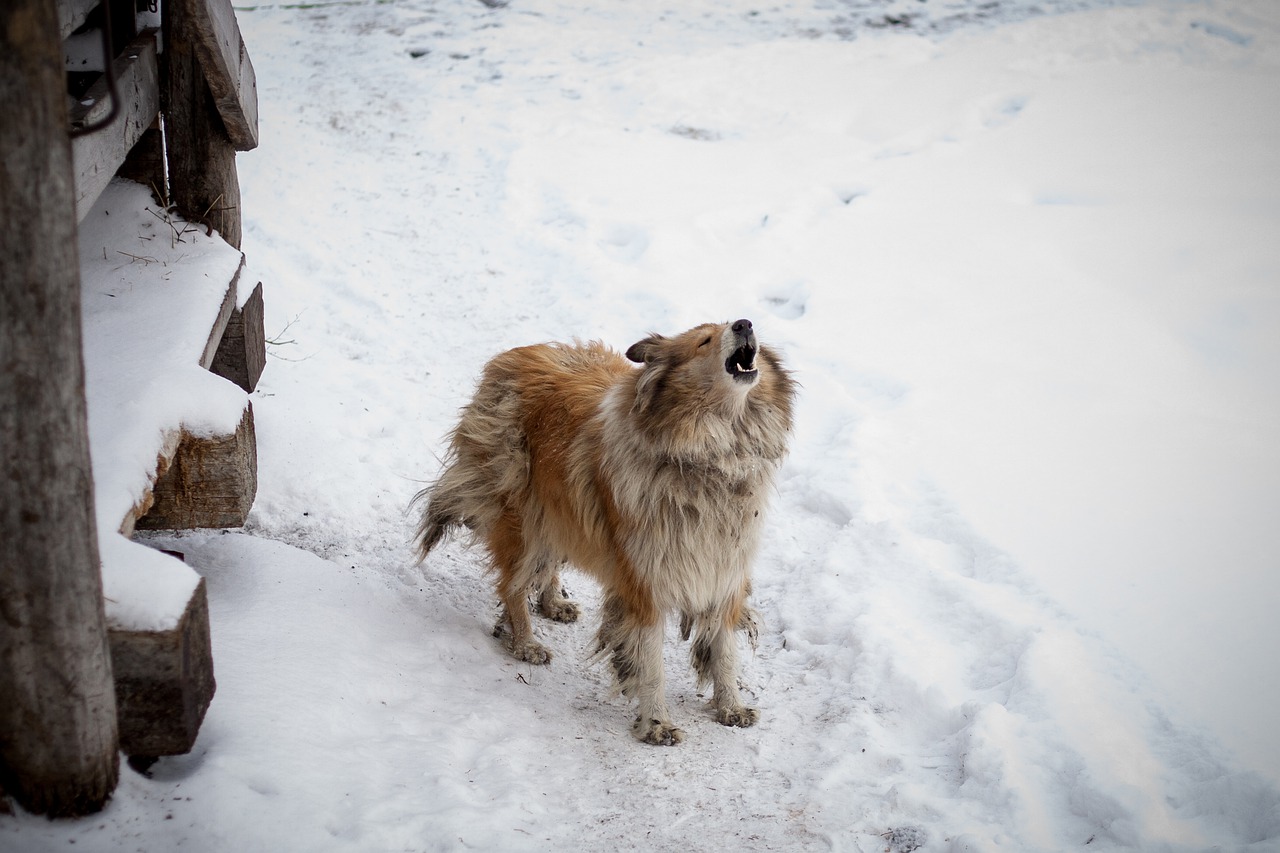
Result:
[0, 0, 120, 817]
[1, 0, 263, 815]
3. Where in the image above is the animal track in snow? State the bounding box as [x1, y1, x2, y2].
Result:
[981, 94, 1029, 128]
[761, 281, 809, 320]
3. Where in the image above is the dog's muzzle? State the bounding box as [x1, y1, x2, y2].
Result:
[725, 318, 759, 383]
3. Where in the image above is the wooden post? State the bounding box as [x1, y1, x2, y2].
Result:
[0, 0, 119, 817]
[164, 0, 243, 248]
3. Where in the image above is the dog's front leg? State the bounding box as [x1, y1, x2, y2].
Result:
[691, 613, 759, 728]
[628, 621, 683, 745]
[598, 595, 683, 745]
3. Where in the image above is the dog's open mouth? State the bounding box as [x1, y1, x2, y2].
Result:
[725, 343, 759, 381]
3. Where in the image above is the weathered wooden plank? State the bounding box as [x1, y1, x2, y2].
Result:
[110, 577, 216, 758]
[211, 281, 267, 393]
[184, 0, 259, 151]
[135, 403, 258, 531]
[71, 31, 161, 223]
[165, 0, 242, 248]
[57, 0, 97, 40]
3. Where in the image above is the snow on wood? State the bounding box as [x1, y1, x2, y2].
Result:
[199, 256, 242, 370]
[78, 178, 249, 633]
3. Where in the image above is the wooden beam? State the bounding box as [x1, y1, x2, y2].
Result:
[184, 0, 260, 151]
[135, 403, 258, 531]
[165, 0, 242, 248]
[211, 281, 267, 393]
[71, 31, 161, 223]
[110, 578, 216, 758]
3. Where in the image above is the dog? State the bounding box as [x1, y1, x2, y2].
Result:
[413, 318, 795, 744]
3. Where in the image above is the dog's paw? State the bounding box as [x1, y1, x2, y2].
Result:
[538, 597, 581, 624]
[510, 638, 553, 665]
[632, 717, 686, 746]
[714, 705, 760, 728]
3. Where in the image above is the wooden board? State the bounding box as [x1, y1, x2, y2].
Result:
[182, 0, 259, 151]
[110, 577, 216, 757]
[71, 31, 161, 223]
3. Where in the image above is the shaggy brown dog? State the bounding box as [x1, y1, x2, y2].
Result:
[413, 319, 796, 744]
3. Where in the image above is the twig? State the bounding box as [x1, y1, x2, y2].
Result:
[266, 313, 302, 348]
[117, 250, 161, 266]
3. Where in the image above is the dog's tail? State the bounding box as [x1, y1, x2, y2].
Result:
[409, 486, 459, 563]
[410, 448, 497, 563]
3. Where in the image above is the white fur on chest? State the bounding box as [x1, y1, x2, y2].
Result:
[596, 388, 776, 613]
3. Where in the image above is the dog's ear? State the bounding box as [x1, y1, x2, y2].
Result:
[626, 334, 666, 364]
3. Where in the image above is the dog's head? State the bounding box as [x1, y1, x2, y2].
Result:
[624, 319, 794, 432]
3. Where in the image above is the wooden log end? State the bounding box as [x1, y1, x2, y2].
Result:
[109, 577, 215, 758]
[210, 281, 265, 393]
[135, 403, 257, 530]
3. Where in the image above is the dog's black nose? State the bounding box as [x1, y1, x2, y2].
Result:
[732, 319, 753, 335]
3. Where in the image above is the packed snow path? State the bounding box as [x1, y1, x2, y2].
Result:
[7, 0, 1280, 850]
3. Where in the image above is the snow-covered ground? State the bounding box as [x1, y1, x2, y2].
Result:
[7, 0, 1280, 850]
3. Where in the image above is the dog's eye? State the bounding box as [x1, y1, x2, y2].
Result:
[698, 336, 712, 348]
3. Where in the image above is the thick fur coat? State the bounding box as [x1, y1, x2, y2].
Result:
[413, 319, 796, 744]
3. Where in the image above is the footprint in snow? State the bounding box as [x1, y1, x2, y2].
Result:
[761, 281, 809, 320]
[982, 94, 1029, 129]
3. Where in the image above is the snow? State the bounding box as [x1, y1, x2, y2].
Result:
[77, 181, 248, 631]
[5, 0, 1280, 850]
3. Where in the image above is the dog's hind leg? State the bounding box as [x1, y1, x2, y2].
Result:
[690, 606, 759, 729]
[489, 513, 553, 665]
[535, 560, 580, 624]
